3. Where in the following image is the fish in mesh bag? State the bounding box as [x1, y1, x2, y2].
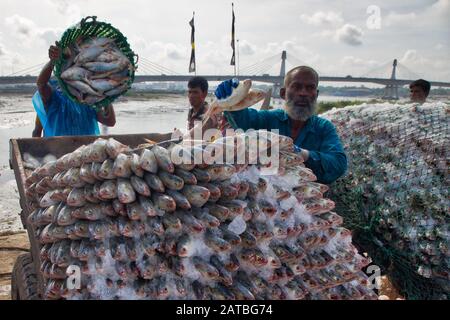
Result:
[323, 102, 449, 300]
[25, 130, 379, 300]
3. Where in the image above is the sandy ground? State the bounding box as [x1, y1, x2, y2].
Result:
[0, 232, 29, 300]
[0, 179, 22, 236]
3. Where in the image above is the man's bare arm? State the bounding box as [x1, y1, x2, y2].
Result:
[36, 61, 54, 107]
[32, 116, 43, 137]
[37, 43, 60, 107]
[97, 104, 116, 127]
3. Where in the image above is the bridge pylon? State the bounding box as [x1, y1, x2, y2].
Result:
[272, 50, 287, 98]
[382, 59, 399, 100]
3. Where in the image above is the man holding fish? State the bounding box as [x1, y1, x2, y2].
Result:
[210, 66, 347, 184]
[32, 42, 116, 137]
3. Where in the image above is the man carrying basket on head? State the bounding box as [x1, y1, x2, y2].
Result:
[32, 42, 116, 137]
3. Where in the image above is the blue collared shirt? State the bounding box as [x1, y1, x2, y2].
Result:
[225, 108, 347, 184]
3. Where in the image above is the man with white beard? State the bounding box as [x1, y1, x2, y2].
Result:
[213, 66, 347, 184]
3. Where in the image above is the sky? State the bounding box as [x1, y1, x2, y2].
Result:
[0, 0, 449, 81]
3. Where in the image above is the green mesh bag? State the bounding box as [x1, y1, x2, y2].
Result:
[323, 102, 449, 300]
[54, 16, 138, 111]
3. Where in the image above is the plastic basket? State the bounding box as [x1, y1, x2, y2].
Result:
[54, 16, 138, 111]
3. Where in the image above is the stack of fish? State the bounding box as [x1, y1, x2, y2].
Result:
[323, 102, 449, 299]
[58, 37, 133, 105]
[25, 131, 378, 300]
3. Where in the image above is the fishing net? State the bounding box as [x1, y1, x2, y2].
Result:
[54, 16, 138, 111]
[323, 102, 450, 300]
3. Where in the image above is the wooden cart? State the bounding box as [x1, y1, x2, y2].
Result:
[9, 133, 172, 299]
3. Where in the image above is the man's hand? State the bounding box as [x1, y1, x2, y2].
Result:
[214, 78, 239, 100]
[172, 128, 183, 139]
[48, 42, 61, 63]
[294, 145, 309, 161]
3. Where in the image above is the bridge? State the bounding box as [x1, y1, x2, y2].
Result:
[1, 51, 449, 99]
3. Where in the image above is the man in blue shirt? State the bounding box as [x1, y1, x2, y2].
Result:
[213, 66, 347, 184]
[32, 43, 116, 137]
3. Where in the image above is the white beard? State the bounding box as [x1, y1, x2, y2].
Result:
[285, 99, 317, 121]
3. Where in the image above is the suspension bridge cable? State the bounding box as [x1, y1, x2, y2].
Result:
[135, 64, 159, 75]
[136, 60, 165, 75]
[144, 61, 177, 75]
[242, 60, 280, 76]
[137, 59, 164, 74]
[240, 57, 280, 75]
[240, 56, 280, 75]
[285, 55, 307, 67]
[396, 62, 421, 79]
[240, 53, 280, 73]
[5, 62, 47, 76]
[361, 60, 393, 78]
[285, 56, 324, 75]
[254, 62, 282, 75]
[140, 57, 180, 75]
[137, 60, 169, 75]
[136, 57, 166, 74]
[240, 56, 276, 73]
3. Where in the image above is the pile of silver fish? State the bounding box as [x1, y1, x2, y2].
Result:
[25, 131, 378, 300]
[59, 37, 133, 105]
[324, 102, 449, 299]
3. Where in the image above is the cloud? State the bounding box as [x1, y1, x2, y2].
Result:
[398, 49, 450, 81]
[139, 41, 187, 60]
[400, 49, 419, 64]
[46, 0, 73, 14]
[46, 0, 83, 24]
[430, 0, 450, 12]
[0, 49, 26, 74]
[310, 19, 364, 47]
[129, 41, 191, 74]
[165, 43, 186, 60]
[384, 12, 417, 27]
[341, 56, 379, 68]
[335, 56, 381, 77]
[384, 0, 449, 28]
[0, 43, 5, 56]
[39, 29, 62, 46]
[5, 15, 35, 38]
[282, 41, 319, 63]
[300, 11, 343, 26]
[4, 14, 61, 47]
[232, 40, 322, 75]
[335, 24, 363, 46]
[129, 36, 147, 52]
[239, 40, 256, 55]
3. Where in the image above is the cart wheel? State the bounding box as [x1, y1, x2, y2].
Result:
[11, 253, 39, 300]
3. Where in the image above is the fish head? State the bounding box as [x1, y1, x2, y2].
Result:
[122, 222, 133, 236]
[219, 241, 232, 252]
[268, 255, 282, 268]
[177, 246, 189, 257]
[75, 222, 88, 234]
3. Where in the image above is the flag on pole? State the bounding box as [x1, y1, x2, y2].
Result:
[230, 3, 236, 66]
[189, 12, 196, 73]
